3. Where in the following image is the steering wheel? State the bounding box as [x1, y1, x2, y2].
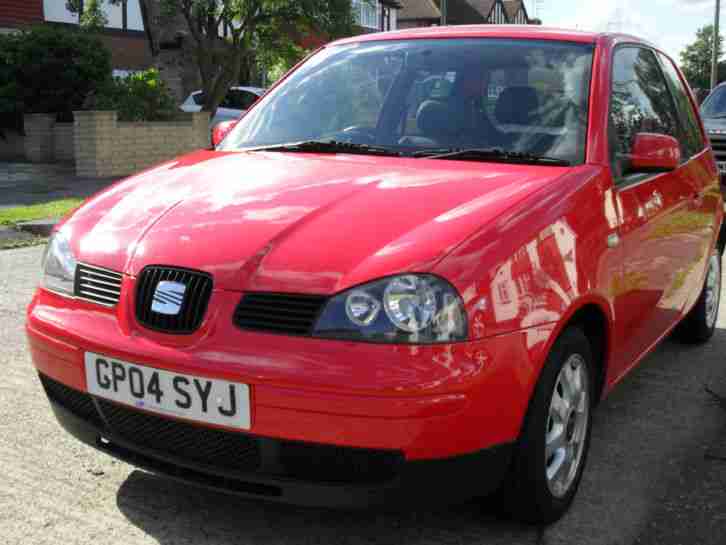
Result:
[332, 126, 377, 144]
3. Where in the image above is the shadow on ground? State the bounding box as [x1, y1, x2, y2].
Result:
[116, 473, 533, 545]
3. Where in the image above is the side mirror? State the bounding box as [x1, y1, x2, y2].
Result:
[628, 133, 681, 173]
[211, 119, 238, 147]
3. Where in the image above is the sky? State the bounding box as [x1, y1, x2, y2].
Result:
[523, 0, 723, 63]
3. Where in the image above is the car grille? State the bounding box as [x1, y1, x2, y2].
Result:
[39, 374, 105, 428]
[39, 374, 403, 485]
[135, 266, 213, 334]
[233, 293, 328, 335]
[97, 399, 261, 473]
[709, 133, 726, 164]
[74, 263, 123, 307]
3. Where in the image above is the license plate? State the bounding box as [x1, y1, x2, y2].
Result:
[718, 161, 726, 175]
[84, 352, 250, 429]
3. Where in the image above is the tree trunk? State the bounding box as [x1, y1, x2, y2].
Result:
[139, 0, 201, 103]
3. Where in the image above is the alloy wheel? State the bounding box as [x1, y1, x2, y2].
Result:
[705, 253, 722, 330]
[545, 354, 590, 499]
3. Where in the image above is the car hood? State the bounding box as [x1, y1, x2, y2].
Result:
[64, 150, 570, 293]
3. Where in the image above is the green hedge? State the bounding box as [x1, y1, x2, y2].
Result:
[0, 25, 111, 123]
[96, 69, 178, 122]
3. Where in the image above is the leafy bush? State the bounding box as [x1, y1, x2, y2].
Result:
[95, 69, 178, 122]
[10, 25, 111, 121]
[0, 32, 22, 132]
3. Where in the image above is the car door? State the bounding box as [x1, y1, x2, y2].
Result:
[609, 46, 704, 373]
[656, 52, 715, 313]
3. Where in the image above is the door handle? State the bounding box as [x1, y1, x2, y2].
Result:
[607, 233, 620, 248]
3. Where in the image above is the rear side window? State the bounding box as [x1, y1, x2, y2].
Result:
[657, 52, 705, 159]
[609, 47, 680, 180]
[222, 90, 259, 110]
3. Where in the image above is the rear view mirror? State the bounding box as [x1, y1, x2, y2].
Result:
[628, 133, 681, 173]
[212, 120, 238, 147]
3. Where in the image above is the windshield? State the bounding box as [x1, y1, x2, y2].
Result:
[219, 39, 594, 164]
[701, 86, 726, 118]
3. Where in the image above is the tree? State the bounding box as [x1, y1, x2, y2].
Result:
[681, 24, 724, 90]
[68, 1, 356, 117]
[1, 25, 111, 120]
[158, 0, 355, 117]
[66, 0, 111, 30]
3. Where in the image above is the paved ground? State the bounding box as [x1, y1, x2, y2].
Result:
[2, 245, 726, 545]
[0, 162, 115, 209]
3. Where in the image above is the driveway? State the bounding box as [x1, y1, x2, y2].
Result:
[2, 245, 726, 545]
[0, 162, 116, 209]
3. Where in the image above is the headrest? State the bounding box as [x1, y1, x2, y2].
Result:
[495, 86, 540, 125]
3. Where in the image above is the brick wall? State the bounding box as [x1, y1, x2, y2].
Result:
[98, 31, 153, 72]
[53, 123, 74, 163]
[23, 111, 210, 176]
[73, 111, 210, 178]
[0, 0, 43, 29]
[24, 113, 55, 163]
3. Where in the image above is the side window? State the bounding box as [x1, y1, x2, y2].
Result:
[221, 90, 241, 109]
[609, 47, 680, 180]
[657, 52, 705, 159]
[239, 91, 259, 110]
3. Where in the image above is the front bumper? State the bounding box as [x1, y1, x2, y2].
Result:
[27, 286, 554, 505]
[42, 374, 512, 508]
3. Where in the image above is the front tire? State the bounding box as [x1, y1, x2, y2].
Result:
[675, 250, 721, 344]
[502, 327, 594, 524]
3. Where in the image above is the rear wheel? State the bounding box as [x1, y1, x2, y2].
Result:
[501, 327, 594, 524]
[675, 250, 721, 344]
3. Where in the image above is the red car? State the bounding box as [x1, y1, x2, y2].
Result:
[28, 26, 723, 523]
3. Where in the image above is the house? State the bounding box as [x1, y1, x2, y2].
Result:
[0, 0, 43, 34]
[352, 0, 403, 33]
[298, 1, 402, 53]
[0, 0, 152, 75]
[398, 0, 536, 28]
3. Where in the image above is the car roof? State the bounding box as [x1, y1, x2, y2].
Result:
[330, 25, 648, 48]
[190, 86, 265, 96]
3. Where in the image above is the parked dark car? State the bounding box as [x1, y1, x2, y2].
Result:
[701, 83, 726, 183]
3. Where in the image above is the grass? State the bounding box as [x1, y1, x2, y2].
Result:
[0, 198, 83, 227]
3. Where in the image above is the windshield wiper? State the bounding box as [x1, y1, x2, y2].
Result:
[244, 140, 403, 157]
[413, 147, 571, 166]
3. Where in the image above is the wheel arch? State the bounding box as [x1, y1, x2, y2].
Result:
[542, 299, 613, 406]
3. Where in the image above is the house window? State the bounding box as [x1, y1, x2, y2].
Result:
[353, 0, 378, 29]
[66, 0, 132, 31]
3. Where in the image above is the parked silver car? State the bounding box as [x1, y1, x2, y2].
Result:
[180, 86, 265, 127]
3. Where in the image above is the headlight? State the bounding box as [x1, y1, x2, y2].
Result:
[313, 274, 467, 343]
[42, 229, 77, 296]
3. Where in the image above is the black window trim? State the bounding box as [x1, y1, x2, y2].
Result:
[654, 50, 708, 160]
[608, 42, 685, 190]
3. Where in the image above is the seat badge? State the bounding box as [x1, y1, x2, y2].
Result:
[151, 281, 187, 315]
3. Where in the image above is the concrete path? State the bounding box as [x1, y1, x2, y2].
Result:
[2, 246, 726, 545]
[0, 162, 116, 209]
